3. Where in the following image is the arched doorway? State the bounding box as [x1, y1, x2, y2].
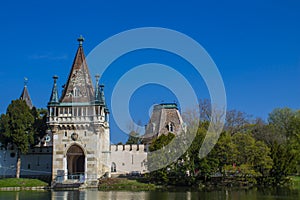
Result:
[111, 162, 116, 172]
[67, 145, 85, 179]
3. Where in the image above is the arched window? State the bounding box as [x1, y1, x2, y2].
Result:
[111, 162, 116, 172]
[73, 87, 80, 97]
[168, 122, 174, 132]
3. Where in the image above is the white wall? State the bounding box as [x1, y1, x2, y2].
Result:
[110, 145, 148, 174]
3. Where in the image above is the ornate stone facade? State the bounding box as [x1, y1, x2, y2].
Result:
[47, 37, 110, 186]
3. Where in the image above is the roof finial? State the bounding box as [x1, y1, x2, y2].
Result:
[77, 35, 84, 46]
[24, 77, 28, 87]
[53, 75, 58, 82]
[95, 74, 100, 83]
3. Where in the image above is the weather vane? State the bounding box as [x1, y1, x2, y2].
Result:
[77, 35, 84, 46]
[24, 77, 28, 86]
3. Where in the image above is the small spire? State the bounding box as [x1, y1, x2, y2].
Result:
[20, 78, 33, 109]
[99, 84, 106, 105]
[49, 75, 59, 104]
[95, 74, 101, 102]
[95, 74, 100, 82]
[77, 35, 84, 46]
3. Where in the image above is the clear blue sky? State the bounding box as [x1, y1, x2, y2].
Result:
[0, 0, 299, 143]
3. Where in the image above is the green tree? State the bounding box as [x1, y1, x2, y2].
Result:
[147, 133, 175, 184]
[126, 131, 140, 145]
[208, 132, 237, 176]
[232, 133, 273, 181]
[31, 107, 48, 145]
[268, 107, 294, 138]
[268, 108, 300, 183]
[0, 99, 34, 178]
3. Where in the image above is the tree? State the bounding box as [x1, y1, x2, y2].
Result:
[268, 108, 300, 181]
[268, 107, 294, 138]
[126, 131, 140, 145]
[225, 110, 251, 135]
[0, 99, 34, 178]
[208, 132, 237, 176]
[31, 107, 48, 145]
[147, 133, 176, 183]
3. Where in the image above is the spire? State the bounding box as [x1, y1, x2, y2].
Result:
[95, 74, 101, 102]
[94, 74, 106, 106]
[99, 84, 106, 106]
[60, 36, 94, 103]
[49, 75, 59, 105]
[20, 77, 33, 109]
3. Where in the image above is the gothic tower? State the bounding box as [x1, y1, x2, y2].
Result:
[142, 103, 185, 144]
[47, 36, 110, 186]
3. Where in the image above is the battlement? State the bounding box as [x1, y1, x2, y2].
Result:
[110, 144, 147, 152]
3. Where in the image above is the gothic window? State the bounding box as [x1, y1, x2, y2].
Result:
[168, 122, 175, 132]
[50, 107, 55, 116]
[73, 87, 79, 97]
[111, 162, 116, 172]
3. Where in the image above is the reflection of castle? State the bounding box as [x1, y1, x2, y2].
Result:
[0, 37, 184, 186]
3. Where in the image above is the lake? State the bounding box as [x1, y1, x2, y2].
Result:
[0, 187, 299, 200]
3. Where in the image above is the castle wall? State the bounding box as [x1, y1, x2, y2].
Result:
[0, 148, 17, 177]
[21, 147, 52, 176]
[110, 144, 147, 174]
[0, 146, 52, 178]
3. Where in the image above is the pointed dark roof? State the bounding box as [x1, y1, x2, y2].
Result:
[49, 75, 59, 105]
[20, 79, 33, 109]
[60, 36, 94, 103]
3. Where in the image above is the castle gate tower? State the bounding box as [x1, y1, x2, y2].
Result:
[47, 36, 110, 185]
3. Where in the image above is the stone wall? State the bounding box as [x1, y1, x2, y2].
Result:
[110, 144, 148, 175]
[0, 146, 52, 178]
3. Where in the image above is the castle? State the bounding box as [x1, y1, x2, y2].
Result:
[0, 37, 184, 186]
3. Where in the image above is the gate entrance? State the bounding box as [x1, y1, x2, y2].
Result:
[67, 145, 85, 178]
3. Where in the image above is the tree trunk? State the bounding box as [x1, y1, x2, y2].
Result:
[16, 150, 21, 178]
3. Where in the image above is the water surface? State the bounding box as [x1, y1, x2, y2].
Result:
[0, 187, 299, 200]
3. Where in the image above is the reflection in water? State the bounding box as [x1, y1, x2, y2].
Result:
[0, 188, 299, 200]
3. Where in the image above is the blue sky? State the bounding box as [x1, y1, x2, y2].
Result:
[0, 0, 299, 143]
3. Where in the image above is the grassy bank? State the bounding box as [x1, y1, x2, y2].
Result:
[0, 178, 48, 187]
[98, 178, 156, 191]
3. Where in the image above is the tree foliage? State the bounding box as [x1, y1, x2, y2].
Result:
[146, 104, 300, 186]
[126, 131, 140, 145]
[0, 99, 35, 178]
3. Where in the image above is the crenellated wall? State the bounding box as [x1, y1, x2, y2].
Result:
[110, 144, 148, 174]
